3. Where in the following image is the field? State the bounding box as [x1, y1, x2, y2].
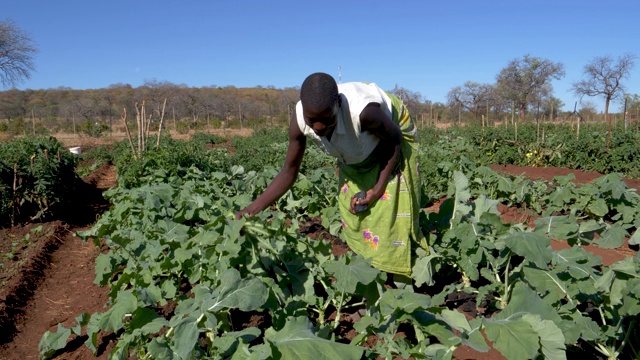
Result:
[0, 123, 639, 360]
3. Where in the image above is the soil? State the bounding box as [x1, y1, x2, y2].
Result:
[0, 162, 637, 360]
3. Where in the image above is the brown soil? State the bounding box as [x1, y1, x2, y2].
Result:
[0, 163, 637, 360]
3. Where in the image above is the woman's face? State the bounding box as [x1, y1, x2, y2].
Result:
[303, 102, 338, 137]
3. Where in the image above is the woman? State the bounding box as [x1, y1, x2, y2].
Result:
[236, 72, 425, 277]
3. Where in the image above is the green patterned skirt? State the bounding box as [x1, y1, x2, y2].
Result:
[337, 94, 425, 276]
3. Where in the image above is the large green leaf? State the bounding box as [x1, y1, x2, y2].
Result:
[503, 232, 552, 268]
[39, 324, 72, 360]
[593, 223, 627, 249]
[206, 268, 268, 312]
[379, 288, 432, 317]
[553, 246, 600, 281]
[98, 289, 138, 331]
[412, 248, 439, 287]
[171, 317, 199, 359]
[523, 266, 571, 304]
[483, 315, 539, 360]
[322, 254, 379, 294]
[264, 317, 363, 360]
[522, 314, 566, 360]
[533, 216, 578, 240]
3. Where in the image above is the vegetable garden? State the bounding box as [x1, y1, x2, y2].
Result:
[1, 122, 639, 360]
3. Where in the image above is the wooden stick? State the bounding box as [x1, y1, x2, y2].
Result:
[156, 98, 167, 147]
[122, 108, 137, 158]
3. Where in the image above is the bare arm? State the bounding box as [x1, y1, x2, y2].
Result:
[236, 113, 307, 218]
[350, 103, 402, 213]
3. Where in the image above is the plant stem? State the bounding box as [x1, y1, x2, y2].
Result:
[502, 254, 511, 307]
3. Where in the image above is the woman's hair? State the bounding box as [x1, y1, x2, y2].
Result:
[300, 72, 339, 112]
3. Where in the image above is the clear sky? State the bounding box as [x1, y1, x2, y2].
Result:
[3, 0, 639, 112]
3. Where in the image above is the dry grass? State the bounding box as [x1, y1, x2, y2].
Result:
[49, 128, 255, 148]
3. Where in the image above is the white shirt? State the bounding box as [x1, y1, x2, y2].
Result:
[296, 82, 392, 164]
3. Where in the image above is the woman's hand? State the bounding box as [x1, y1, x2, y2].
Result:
[350, 189, 379, 214]
[235, 208, 251, 220]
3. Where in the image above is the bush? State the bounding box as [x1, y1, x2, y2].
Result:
[0, 136, 80, 227]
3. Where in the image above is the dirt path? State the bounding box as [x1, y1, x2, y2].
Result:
[0, 163, 116, 360]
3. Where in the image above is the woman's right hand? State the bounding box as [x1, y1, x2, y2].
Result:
[235, 208, 251, 220]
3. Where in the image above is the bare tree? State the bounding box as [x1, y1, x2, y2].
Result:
[447, 81, 494, 122]
[0, 18, 38, 88]
[572, 53, 636, 148]
[496, 54, 565, 122]
[390, 85, 425, 118]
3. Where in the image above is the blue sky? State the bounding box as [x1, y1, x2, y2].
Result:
[3, 0, 639, 112]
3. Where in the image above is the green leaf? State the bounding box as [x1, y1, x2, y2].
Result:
[593, 224, 627, 249]
[533, 216, 578, 240]
[148, 338, 179, 360]
[572, 312, 601, 341]
[323, 254, 379, 294]
[461, 318, 490, 353]
[412, 249, 439, 287]
[553, 246, 600, 280]
[522, 314, 566, 360]
[483, 315, 539, 360]
[207, 268, 269, 312]
[503, 232, 552, 268]
[171, 317, 199, 359]
[98, 290, 138, 331]
[587, 198, 609, 217]
[39, 324, 71, 360]
[379, 289, 432, 317]
[265, 317, 363, 360]
[522, 266, 570, 304]
[629, 229, 640, 246]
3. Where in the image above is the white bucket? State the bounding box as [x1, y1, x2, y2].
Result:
[69, 146, 81, 155]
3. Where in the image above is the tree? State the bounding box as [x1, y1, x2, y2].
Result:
[572, 53, 636, 148]
[0, 18, 38, 88]
[496, 54, 565, 122]
[447, 81, 494, 122]
[390, 85, 425, 119]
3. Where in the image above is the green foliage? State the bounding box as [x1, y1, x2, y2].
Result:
[79, 120, 110, 138]
[36, 124, 640, 359]
[0, 136, 80, 227]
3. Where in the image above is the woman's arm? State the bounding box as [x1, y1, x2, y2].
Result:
[350, 103, 402, 213]
[236, 113, 307, 218]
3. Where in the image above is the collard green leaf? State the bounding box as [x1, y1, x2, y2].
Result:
[593, 223, 627, 249]
[98, 289, 138, 331]
[39, 324, 72, 360]
[171, 317, 199, 359]
[629, 229, 640, 246]
[148, 338, 179, 360]
[619, 279, 640, 316]
[264, 317, 363, 360]
[207, 268, 268, 312]
[412, 249, 439, 287]
[503, 232, 552, 268]
[322, 254, 379, 294]
[522, 266, 571, 304]
[379, 288, 432, 317]
[553, 246, 600, 281]
[571, 312, 601, 341]
[461, 318, 490, 353]
[521, 314, 566, 360]
[533, 216, 578, 240]
[483, 316, 539, 360]
[587, 198, 609, 218]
